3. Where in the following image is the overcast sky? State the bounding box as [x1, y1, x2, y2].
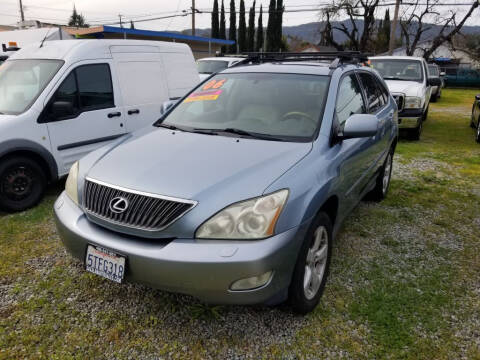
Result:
[1, 0, 479, 32]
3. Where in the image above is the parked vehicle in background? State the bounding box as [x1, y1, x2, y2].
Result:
[428, 63, 443, 102]
[444, 68, 480, 88]
[471, 93, 480, 143]
[0, 55, 7, 65]
[55, 52, 398, 314]
[370, 56, 441, 140]
[196, 56, 245, 80]
[0, 39, 199, 212]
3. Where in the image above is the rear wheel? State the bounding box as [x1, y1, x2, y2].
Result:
[476, 121, 480, 143]
[289, 212, 332, 314]
[471, 105, 476, 128]
[422, 106, 429, 121]
[431, 92, 438, 103]
[0, 156, 47, 212]
[409, 120, 422, 140]
[365, 150, 393, 202]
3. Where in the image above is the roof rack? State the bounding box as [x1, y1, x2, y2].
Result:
[229, 51, 370, 69]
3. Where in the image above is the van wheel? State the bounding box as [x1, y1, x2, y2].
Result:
[288, 212, 332, 314]
[0, 156, 47, 212]
[409, 120, 422, 140]
[365, 150, 393, 202]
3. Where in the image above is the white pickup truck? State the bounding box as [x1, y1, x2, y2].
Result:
[370, 56, 441, 140]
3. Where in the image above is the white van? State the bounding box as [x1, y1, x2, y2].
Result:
[0, 39, 199, 211]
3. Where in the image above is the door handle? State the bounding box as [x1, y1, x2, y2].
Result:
[128, 109, 140, 115]
[108, 112, 121, 118]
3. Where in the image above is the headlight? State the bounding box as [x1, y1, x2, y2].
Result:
[404, 96, 422, 109]
[196, 189, 289, 239]
[65, 161, 79, 205]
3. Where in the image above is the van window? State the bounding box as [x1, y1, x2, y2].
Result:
[43, 63, 114, 121]
[76, 64, 114, 110]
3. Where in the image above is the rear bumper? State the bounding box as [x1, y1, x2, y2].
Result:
[54, 192, 309, 305]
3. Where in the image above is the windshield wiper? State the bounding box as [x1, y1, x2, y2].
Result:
[156, 123, 189, 132]
[195, 127, 285, 141]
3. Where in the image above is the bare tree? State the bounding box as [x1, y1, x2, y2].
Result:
[320, 0, 381, 52]
[399, 0, 479, 59]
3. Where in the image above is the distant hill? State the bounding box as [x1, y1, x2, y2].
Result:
[186, 20, 480, 47]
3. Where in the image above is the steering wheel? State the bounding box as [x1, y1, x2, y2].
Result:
[281, 111, 316, 127]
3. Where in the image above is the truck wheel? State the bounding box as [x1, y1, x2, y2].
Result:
[431, 93, 438, 103]
[422, 106, 429, 121]
[289, 212, 332, 314]
[409, 120, 422, 140]
[365, 150, 393, 202]
[0, 156, 47, 212]
[476, 122, 480, 143]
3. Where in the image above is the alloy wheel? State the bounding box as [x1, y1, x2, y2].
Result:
[382, 153, 392, 195]
[303, 226, 329, 300]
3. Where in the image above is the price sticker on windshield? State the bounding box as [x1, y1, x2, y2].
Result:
[202, 79, 227, 90]
[185, 89, 223, 103]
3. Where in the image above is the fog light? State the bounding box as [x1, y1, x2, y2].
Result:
[230, 271, 273, 291]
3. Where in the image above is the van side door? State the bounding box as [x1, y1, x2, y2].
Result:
[39, 61, 126, 175]
[111, 47, 170, 132]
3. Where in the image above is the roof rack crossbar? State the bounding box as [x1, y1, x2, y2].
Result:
[227, 51, 370, 69]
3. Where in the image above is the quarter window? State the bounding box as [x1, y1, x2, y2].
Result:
[44, 63, 114, 121]
[336, 74, 366, 126]
[358, 72, 385, 113]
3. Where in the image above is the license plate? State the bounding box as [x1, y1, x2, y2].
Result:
[86, 245, 126, 283]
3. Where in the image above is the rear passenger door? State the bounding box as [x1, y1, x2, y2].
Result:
[41, 62, 126, 175]
[357, 71, 390, 174]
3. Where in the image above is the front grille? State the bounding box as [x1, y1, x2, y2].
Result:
[393, 94, 405, 111]
[83, 179, 196, 232]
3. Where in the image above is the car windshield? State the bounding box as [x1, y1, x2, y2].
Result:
[370, 59, 424, 82]
[158, 73, 329, 142]
[0, 59, 63, 115]
[428, 65, 439, 77]
[196, 60, 230, 74]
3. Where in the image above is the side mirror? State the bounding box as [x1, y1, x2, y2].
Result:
[440, 72, 445, 77]
[51, 101, 74, 118]
[160, 99, 179, 116]
[340, 114, 378, 139]
[475, 94, 480, 101]
[428, 77, 442, 87]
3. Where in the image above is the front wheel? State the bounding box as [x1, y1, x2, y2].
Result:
[409, 120, 422, 140]
[289, 212, 332, 314]
[0, 156, 47, 212]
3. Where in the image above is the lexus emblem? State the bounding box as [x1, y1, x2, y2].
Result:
[109, 196, 129, 214]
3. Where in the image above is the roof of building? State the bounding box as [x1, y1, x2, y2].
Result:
[66, 25, 235, 46]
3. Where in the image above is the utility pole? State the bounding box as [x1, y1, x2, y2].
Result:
[118, 14, 123, 28]
[388, 0, 401, 55]
[192, 0, 196, 36]
[19, 0, 25, 22]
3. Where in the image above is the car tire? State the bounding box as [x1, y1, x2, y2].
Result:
[476, 121, 480, 143]
[471, 106, 477, 128]
[288, 212, 332, 315]
[365, 150, 393, 202]
[0, 156, 47, 212]
[431, 93, 438, 103]
[422, 106, 429, 121]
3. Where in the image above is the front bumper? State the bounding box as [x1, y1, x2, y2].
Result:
[398, 109, 423, 129]
[54, 192, 309, 305]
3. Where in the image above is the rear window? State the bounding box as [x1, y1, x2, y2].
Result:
[197, 60, 229, 74]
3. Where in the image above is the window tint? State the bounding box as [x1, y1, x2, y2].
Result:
[359, 72, 385, 113]
[76, 64, 114, 109]
[336, 74, 366, 126]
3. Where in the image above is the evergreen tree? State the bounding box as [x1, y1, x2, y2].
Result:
[68, 5, 88, 28]
[375, 9, 391, 53]
[266, 0, 276, 51]
[211, 0, 220, 38]
[256, 4, 264, 51]
[276, 0, 284, 51]
[247, 1, 256, 52]
[220, 0, 227, 53]
[130, 20, 135, 29]
[228, 0, 237, 53]
[238, 0, 247, 52]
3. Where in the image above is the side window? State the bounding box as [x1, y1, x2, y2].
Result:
[358, 72, 385, 113]
[44, 64, 114, 122]
[76, 64, 114, 110]
[336, 74, 366, 126]
[376, 78, 390, 105]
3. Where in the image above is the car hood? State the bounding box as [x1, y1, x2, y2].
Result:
[384, 80, 423, 97]
[86, 128, 312, 202]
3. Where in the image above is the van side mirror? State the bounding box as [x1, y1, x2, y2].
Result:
[340, 114, 378, 140]
[476, 94, 480, 101]
[51, 101, 74, 118]
[160, 99, 179, 116]
[428, 77, 442, 87]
